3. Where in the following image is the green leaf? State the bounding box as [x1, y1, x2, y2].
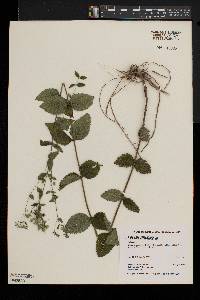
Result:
[69, 84, 75, 89]
[114, 153, 134, 167]
[96, 230, 118, 257]
[80, 75, 87, 80]
[79, 160, 101, 179]
[64, 102, 73, 117]
[134, 158, 151, 174]
[70, 93, 94, 111]
[40, 95, 72, 116]
[36, 88, 59, 102]
[91, 212, 111, 230]
[105, 228, 119, 246]
[123, 197, 140, 213]
[59, 172, 81, 190]
[40, 140, 51, 146]
[65, 213, 91, 234]
[75, 71, 80, 78]
[70, 113, 91, 140]
[37, 187, 43, 200]
[38, 173, 46, 181]
[77, 83, 85, 87]
[40, 140, 63, 153]
[49, 194, 58, 203]
[55, 117, 74, 131]
[46, 123, 72, 145]
[138, 126, 150, 142]
[47, 151, 59, 171]
[31, 203, 39, 207]
[101, 189, 124, 202]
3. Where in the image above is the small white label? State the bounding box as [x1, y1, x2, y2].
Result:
[119, 225, 192, 283]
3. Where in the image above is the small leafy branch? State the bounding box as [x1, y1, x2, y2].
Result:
[16, 71, 102, 240]
[58, 101, 102, 238]
[98, 62, 171, 256]
[15, 84, 71, 234]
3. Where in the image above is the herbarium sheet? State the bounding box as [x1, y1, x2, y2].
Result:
[9, 21, 193, 284]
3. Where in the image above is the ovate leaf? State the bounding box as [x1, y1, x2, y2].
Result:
[37, 187, 43, 200]
[101, 189, 124, 202]
[105, 228, 119, 246]
[138, 126, 150, 142]
[91, 212, 111, 230]
[47, 151, 59, 171]
[75, 71, 80, 78]
[70, 93, 94, 111]
[80, 75, 87, 80]
[65, 213, 91, 234]
[46, 123, 72, 145]
[40, 96, 72, 115]
[123, 197, 140, 213]
[134, 158, 151, 174]
[70, 113, 91, 140]
[55, 117, 74, 131]
[79, 160, 101, 179]
[96, 229, 118, 257]
[96, 233, 114, 257]
[59, 172, 81, 190]
[36, 88, 59, 102]
[114, 153, 134, 167]
[77, 83, 85, 87]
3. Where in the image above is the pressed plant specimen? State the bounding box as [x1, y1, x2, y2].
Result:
[16, 71, 103, 238]
[98, 62, 171, 257]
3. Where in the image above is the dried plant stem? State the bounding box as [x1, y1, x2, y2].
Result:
[99, 78, 138, 152]
[110, 82, 149, 229]
[141, 91, 161, 152]
[109, 95, 140, 157]
[73, 140, 98, 237]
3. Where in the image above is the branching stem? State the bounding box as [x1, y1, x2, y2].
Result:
[110, 82, 149, 229]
